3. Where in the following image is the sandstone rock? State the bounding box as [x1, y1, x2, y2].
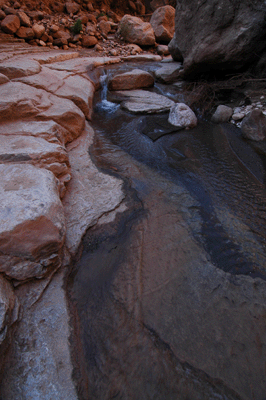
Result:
[82, 35, 98, 47]
[122, 54, 162, 62]
[16, 26, 35, 40]
[211, 105, 233, 124]
[0, 72, 9, 85]
[169, 0, 266, 78]
[46, 56, 120, 74]
[0, 10, 6, 20]
[1, 14, 20, 34]
[31, 51, 79, 65]
[112, 89, 175, 114]
[65, 1, 80, 15]
[16, 11, 31, 27]
[0, 164, 65, 281]
[0, 58, 41, 79]
[63, 123, 125, 255]
[0, 135, 70, 195]
[126, 43, 142, 54]
[98, 20, 112, 37]
[117, 15, 155, 46]
[241, 109, 266, 141]
[150, 5, 175, 43]
[168, 103, 197, 129]
[155, 62, 182, 83]
[0, 120, 70, 145]
[108, 69, 154, 91]
[49, 24, 59, 33]
[32, 23, 45, 39]
[0, 82, 85, 140]
[0, 275, 18, 346]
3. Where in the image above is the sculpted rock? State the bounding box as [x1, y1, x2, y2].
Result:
[0, 276, 18, 346]
[169, 0, 266, 78]
[0, 120, 71, 145]
[0, 58, 41, 79]
[108, 69, 154, 91]
[18, 67, 95, 120]
[150, 5, 175, 43]
[1, 14, 20, 34]
[241, 109, 266, 141]
[0, 135, 71, 197]
[117, 15, 155, 46]
[0, 164, 65, 281]
[168, 103, 197, 129]
[111, 89, 175, 114]
[211, 105, 233, 123]
[0, 82, 85, 140]
[63, 123, 125, 255]
[155, 62, 182, 83]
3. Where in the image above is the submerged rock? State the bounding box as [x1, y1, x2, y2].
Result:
[241, 109, 266, 141]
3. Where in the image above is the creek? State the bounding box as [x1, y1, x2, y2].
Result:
[67, 62, 266, 400]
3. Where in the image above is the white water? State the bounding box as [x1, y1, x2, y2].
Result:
[97, 73, 120, 113]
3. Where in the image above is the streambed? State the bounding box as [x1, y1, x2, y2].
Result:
[67, 63, 266, 400]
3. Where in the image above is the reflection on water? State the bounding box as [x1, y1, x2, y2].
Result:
[67, 68, 266, 400]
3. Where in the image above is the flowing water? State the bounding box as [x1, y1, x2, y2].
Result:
[67, 63, 266, 400]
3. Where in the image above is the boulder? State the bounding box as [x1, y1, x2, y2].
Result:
[211, 105, 233, 123]
[16, 11, 31, 27]
[168, 103, 197, 129]
[0, 82, 85, 140]
[111, 89, 175, 114]
[0, 275, 18, 346]
[150, 5, 175, 43]
[82, 35, 98, 48]
[157, 44, 170, 55]
[241, 109, 266, 141]
[16, 26, 35, 40]
[32, 23, 45, 39]
[108, 69, 154, 91]
[0, 164, 65, 281]
[168, 32, 183, 62]
[98, 20, 112, 37]
[1, 14, 20, 34]
[65, 1, 80, 15]
[117, 15, 156, 46]
[169, 0, 266, 78]
[150, 0, 176, 10]
[155, 62, 182, 83]
[0, 58, 41, 79]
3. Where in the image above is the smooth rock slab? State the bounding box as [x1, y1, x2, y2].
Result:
[63, 123, 125, 255]
[0, 164, 65, 281]
[0, 82, 85, 140]
[112, 89, 175, 114]
[108, 69, 154, 91]
[18, 67, 95, 120]
[0, 58, 41, 79]
[168, 103, 197, 129]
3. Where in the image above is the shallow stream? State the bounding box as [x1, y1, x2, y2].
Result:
[67, 63, 266, 400]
